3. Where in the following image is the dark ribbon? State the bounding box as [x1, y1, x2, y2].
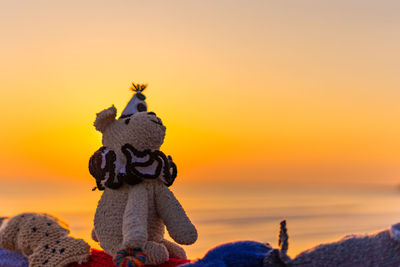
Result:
[89, 145, 177, 190]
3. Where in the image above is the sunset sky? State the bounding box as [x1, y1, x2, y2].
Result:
[1, 0, 399, 186]
[1, 1, 400, 259]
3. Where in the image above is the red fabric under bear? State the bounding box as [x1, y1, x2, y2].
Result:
[69, 249, 190, 267]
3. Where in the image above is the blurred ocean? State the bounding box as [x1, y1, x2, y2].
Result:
[1, 179, 400, 259]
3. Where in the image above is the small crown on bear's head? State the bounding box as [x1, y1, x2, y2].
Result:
[120, 82, 148, 119]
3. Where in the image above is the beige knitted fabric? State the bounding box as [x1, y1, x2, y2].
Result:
[96, 107, 166, 158]
[290, 225, 400, 266]
[94, 181, 197, 265]
[0, 213, 90, 267]
[92, 107, 197, 265]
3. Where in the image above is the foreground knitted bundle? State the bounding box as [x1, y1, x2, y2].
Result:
[4, 222, 400, 267]
[181, 221, 400, 267]
[3, 213, 400, 267]
[0, 213, 90, 267]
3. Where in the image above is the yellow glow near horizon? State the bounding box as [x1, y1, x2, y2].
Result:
[0, 0, 399, 185]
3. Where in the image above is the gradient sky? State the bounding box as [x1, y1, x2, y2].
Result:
[1, 0, 399, 185]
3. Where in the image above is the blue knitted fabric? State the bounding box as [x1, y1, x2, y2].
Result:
[183, 241, 273, 267]
[0, 248, 28, 267]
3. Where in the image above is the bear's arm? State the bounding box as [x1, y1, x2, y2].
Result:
[122, 184, 149, 249]
[155, 184, 197, 245]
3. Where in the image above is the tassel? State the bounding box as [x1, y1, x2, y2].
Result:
[113, 248, 147, 267]
[130, 82, 147, 93]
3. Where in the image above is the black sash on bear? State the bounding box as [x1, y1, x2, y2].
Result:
[89, 145, 177, 190]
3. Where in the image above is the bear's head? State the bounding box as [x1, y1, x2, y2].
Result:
[90, 105, 176, 190]
[94, 106, 166, 156]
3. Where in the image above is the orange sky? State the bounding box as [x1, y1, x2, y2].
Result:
[1, 0, 399, 186]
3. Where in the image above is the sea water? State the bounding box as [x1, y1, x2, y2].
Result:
[0, 179, 399, 259]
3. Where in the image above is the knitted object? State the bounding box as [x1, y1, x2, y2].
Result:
[290, 223, 400, 267]
[0, 248, 28, 267]
[120, 83, 148, 118]
[182, 241, 274, 267]
[0, 248, 190, 267]
[274, 220, 290, 265]
[69, 249, 190, 267]
[154, 258, 191, 267]
[181, 220, 287, 267]
[93, 181, 195, 265]
[70, 249, 114, 267]
[113, 248, 146, 267]
[278, 221, 288, 255]
[0, 213, 90, 267]
[91, 97, 197, 265]
[89, 145, 177, 190]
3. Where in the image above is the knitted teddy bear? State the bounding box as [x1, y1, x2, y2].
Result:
[0, 213, 90, 267]
[89, 84, 197, 265]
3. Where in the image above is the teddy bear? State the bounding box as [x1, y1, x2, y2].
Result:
[0, 213, 90, 267]
[89, 84, 198, 265]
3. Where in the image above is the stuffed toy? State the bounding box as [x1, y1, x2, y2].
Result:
[0, 213, 90, 267]
[89, 83, 198, 266]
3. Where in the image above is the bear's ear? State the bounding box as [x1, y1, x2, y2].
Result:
[390, 223, 400, 242]
[94, 106, 117, 132]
